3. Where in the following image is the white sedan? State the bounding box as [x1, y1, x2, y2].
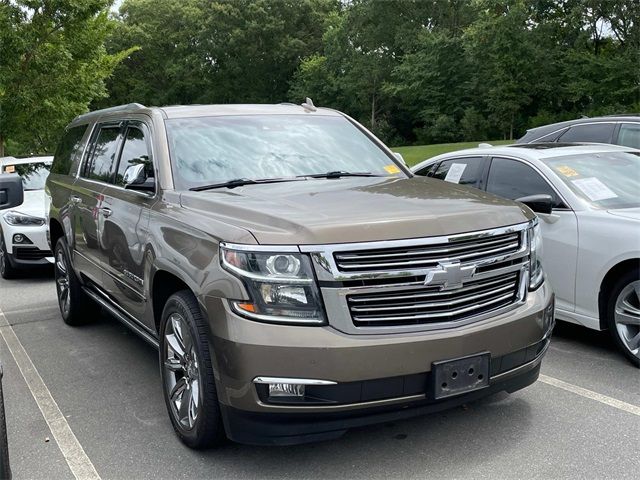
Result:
[0, 156, 54, 278]
[412, 144, 640, 366]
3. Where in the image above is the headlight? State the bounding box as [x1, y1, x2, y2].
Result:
[529, 220, 544, 290]
[2, 211, 46, 226]
[220, 244, 325, 324]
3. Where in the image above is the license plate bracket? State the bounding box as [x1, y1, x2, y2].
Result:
[432, 353, 490, 400]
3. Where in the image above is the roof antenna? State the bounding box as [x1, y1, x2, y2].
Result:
[301, 97, 317, 112]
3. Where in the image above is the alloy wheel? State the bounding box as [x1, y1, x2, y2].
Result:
[163, 313, 201, 430]
[614, 280, 640, 358]
[55, 249, 71, 317]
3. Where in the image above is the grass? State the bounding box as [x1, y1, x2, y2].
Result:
[391, 140, 512, 167]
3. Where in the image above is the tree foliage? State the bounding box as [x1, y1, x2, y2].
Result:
[0, 0, 135, 155]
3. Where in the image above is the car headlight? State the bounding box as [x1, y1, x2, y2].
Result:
[220, 244, 325, 324]
[2, 211, 46, 226]
[529, 220, 544, 290]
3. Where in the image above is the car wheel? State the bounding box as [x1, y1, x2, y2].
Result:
[54, 238, 97, 326]
[0, 235, 17, 280]
[159, 290, 225, 448]
[607, 270, 640, 367]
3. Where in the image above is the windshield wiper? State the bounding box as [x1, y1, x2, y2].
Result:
[189, 177, 301, 192]
[297, 171, 380, 179]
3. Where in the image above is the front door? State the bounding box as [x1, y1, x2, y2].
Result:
[100, 122, 155, 327]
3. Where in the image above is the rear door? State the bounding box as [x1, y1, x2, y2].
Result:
[484, 156, 579, 312]
[99, 121, 155, 325]
[72, 122, 123, 285]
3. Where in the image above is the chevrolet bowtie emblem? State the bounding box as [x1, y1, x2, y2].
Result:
[423, 261, 476, 291]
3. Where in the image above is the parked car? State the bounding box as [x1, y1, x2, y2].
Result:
[0, 172, 24, 480]
[516, 115, 640, 149]
[412, 143, 640, 366]
[46, 102, 554, 448]
[0, 156, 54, 278]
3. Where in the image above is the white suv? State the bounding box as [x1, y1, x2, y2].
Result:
[0, 156, 54, 278]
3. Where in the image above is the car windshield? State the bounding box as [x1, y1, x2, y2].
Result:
[13, 162, 52, 191]
[543, 152, 640, 209]
[165, 115, 403, 190]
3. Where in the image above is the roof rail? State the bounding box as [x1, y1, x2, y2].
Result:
[73, 103, 146, 122]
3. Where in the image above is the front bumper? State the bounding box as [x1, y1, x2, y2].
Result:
[1, 223, 52, 267]
[203, 280, 553, 444]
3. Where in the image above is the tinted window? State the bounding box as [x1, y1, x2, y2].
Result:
[616, 123, 640, 149]
[414, 163, 436, 176]
[432, 157, 483, 186]
[487, 157, 563, 207]
[84, 126, 121, 183]
[51, 125, 87, 175]
[558, 123, 615, 143]
[115, 126, 153, 187]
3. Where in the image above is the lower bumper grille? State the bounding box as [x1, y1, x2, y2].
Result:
[14, 247, 52, 261]
[348, 272, 520, 327]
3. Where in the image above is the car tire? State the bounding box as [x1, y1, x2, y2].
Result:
[54, 238, 98, 326]
[159, 290, 225, 449]
[607, 269, 640, 367]
[0, 235, 17, 280]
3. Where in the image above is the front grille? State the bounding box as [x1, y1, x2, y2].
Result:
[334, 231, 521, 273]
[14, 247, 52, 261]
[348, 271, 520, 327]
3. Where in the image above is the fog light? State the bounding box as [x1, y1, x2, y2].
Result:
[13, 234, 24, 243]
[268, 383, 305, 398]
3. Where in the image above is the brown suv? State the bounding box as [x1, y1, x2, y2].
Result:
[45, 102, 554, 447]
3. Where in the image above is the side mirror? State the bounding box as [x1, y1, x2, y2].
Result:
[123, 164, 146, 186]
[516, 194, 553, 215]
[393, 152, 407, 166]
[0, 174, 24, 210]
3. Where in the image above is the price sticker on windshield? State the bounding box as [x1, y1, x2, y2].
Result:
[384, 164, 401, 174]
[572, 177, 618, 201]
[4, 165, 15, 173]
[444, 163, 466, 184]
[556, 165, 579, 177]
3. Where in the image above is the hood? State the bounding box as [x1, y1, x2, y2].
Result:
[179, 176, 533, 245]
[607, 207, 640, 222]
[12, 189, 46, 218]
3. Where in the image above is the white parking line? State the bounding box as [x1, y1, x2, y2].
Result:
[0, 307, 101, 480]
[539, 374, 640, 417]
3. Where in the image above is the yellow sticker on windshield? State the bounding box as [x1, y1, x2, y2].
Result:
[4, 165, 15, 173]
[384, 164, 401, 174]
[556, 165, 579, 177]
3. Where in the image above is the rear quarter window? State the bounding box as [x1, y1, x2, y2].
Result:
[51, 125, 89, 175]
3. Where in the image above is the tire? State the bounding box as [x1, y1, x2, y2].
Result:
[0, 235, 17, 280]
[0, 367, 11, 480]
[606, 269, 640, 368]
[159, 290, 225, 448]
[53, 238, 98, 326]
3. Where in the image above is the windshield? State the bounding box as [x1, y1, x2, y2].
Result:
[12, 162, 52, 191]
[543, 152, 640, 209]
[165, 115, 403, 190]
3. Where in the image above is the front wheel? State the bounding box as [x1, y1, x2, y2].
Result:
[159, 291, 225, 448]
[607, 270, 640, 367]
[0, 235, 17, 280]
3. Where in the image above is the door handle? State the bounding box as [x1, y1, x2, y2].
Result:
[100, 207, 112, 218]
[70, 195, 82, 204]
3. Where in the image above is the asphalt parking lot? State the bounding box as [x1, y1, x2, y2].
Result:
[0, 269, 638, 480]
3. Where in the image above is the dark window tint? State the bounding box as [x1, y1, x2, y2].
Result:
[616, 123, 640, 149]
[487, 157, 563, 207]
[558, 123, 615, 143]
[115, 126, 153, 187]
[51, 125, 87, 175]
[414, 163, 437, 176]
[432, 157, 483, 186]
[85, 127, 121, 183]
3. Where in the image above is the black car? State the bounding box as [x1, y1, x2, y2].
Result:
[516, 115, 640, 149]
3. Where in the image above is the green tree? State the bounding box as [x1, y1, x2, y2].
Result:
[0, 0, 135, 156]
